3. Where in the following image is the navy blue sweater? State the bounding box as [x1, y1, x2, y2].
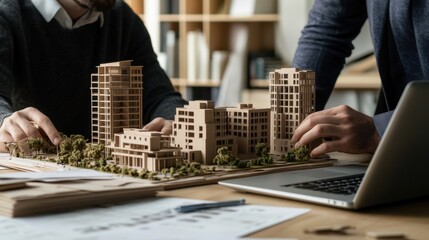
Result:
[0, 0, 186, 138]
[293, 0, 429, 135]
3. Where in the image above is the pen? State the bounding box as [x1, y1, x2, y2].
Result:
[175, 199, 246, 213]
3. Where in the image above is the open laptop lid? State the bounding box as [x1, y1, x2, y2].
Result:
[219, 81, 429, 209]
[353, 81, 429, 208]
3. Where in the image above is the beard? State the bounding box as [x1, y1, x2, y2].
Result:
[73, 0, 117, 12]
[90, 0, 116, 11]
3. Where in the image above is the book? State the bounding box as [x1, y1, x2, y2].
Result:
[216, 24, 248, 107]
[144, 0, 161, 53]
[157, 52, 168, 72]
[216, 0, 231, 14]
[166, 30, 178, 77]
[198, 33, 210, 81]
[211, 51, 229, 84]
[0, 177, 161, 217]
[249, 55, 284, 84]
[187, 31, 201, 83]
[229, 0, 276, 16]
[160, 0, 179, 14]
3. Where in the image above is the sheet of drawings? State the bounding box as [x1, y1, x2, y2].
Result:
[0, 197, 309, 240]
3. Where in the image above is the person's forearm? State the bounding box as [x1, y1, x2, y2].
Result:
[292, 0, 367, 110]
[0, 95, 13, 127]
[150, 96, 188, 121]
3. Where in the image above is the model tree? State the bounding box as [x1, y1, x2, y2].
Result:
[68, 135, 87, 166]
[71, 135, 87, 152]
[253, 143, 273, 166]
[27, 137, 44, 156]
[84, 143, 105, 167]
[5, 142, 20, 157]
[56, 134, 109, 168]
[213, 146, 240, 167]
[282, 145, 310, 162]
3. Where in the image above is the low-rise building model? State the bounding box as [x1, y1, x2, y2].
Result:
[171, 101, 236, 165]
[172, 101, 270, 164]
[107, 129, 182, 171]
[226, 104, 270, 159]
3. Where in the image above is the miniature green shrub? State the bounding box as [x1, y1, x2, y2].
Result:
[282, 145, 310, 162]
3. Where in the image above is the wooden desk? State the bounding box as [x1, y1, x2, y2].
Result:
[159, 182, 429, 239]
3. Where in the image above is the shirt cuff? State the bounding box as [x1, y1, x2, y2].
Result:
[373, 111, 394, 137]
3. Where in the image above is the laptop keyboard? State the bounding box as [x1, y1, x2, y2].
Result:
[283, 174, 364, 195]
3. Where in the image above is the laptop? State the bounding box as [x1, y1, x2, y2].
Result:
[219, 81, 429, 209]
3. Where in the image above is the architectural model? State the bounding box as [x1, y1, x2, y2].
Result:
[90, 60, 143, 146]
[269, 68, 316, 154]
[106, 129, 182, 171]
[226, 104, 270, 159]
[171, 101, 236, 165]
[171, 101, 270, 165]
[5, 66, 319, 180]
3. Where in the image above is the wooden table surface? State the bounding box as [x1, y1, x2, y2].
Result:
[159, 179, 429, 239]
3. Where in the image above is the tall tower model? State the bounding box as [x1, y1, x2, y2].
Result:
[91, 61, 143, 146]
[269, 68, 315, 154]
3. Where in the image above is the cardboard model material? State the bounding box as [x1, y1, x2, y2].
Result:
[225, 104, 270, 159]
[89, 63, 316, 171]
[269, 68, 316, 154]
[171, 101, 236, 165]
[90, 61, 143, 146]
[107, 129, 182, 172]
[172, 101, 271, 164]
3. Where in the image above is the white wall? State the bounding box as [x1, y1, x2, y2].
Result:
[275, 0, 378, 116]
[275, 0, 374, 64]
[275, 0, 313, 65]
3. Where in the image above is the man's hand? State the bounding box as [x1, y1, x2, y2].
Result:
[0, 107, 61, 152]
[143, 117, 173, 135]
[291, 105, 380, 157]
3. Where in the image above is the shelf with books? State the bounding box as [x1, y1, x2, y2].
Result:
[156, 14, 279, 23]
[126, 0, 279, 102]
[206, 14, 278, 22]
[248, 72, 381, 90]
[171, 78, 221, 87]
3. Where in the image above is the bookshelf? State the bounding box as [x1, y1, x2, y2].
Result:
[124, 0, 279, 101]
[249, 53, 381, 90]
[250, 72, 381, 90]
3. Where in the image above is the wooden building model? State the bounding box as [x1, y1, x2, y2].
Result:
[269, 68, 315, 154]
[172, 101, 270, 164]
[226, 104, 270, 159]
[171, 101, 236, 165]
[89, 62, 316, 170]
[107, 129, 182, 172]
[90, 60, 143, 146]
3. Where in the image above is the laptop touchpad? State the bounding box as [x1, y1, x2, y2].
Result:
[280, 165, 367, 185]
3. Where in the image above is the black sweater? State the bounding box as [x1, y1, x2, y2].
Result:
[0, 0, 186, 138]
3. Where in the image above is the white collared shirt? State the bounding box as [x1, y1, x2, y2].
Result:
[31, 0, 104, 29]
